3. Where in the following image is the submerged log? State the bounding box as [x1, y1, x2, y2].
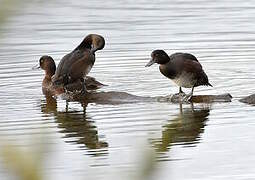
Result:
[47, 75, 231, 104]
[71, 91, 152, 104]
[239, 94, 255, 105]
[52, 76, 232, 104]
[59, 91, 232, 104]
[191, 93, 232, 103]
[156, 93, 232, 103]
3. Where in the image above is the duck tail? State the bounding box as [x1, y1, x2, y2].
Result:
[207, 82, 213, 87]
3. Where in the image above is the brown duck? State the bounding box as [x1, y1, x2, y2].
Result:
[35, 55, 104, 96]
[52, 34, 105, 93]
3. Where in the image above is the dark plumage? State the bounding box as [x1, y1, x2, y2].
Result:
[145, 50, 212, 97]
[35, 55, 105, 96]
[52, 34, 105, 91]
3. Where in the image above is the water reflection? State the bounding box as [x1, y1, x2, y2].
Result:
[152, 103, 210, 153]
[40, 96, 108, 156]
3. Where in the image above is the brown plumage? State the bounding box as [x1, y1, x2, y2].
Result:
[52, 34, 105, 87]
[35, 55, 105, 97]
[37, 56, 65, 96]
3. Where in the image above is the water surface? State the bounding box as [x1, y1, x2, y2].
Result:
[0, 0, 255, 179]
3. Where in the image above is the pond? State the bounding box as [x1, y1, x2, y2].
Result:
[0, 0, 255, 179]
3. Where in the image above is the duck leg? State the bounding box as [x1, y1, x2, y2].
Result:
[187, 86, 194, 101]
[174, 87, 186, 102]
[189, 86, 194, 97]
[176, 87, 185, 97]
[65, 100, 69, 112]
[81, 78, 87, 95]
[182, 86, 194, 102]
[179, 87, 183, 94]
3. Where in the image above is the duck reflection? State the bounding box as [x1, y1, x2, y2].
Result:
[40, 95, 108, 156]
[152, 103, 210, 152]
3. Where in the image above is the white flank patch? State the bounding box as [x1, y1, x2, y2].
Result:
[172, 72, 196, 88]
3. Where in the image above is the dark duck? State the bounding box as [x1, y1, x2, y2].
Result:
[146, 50, 212, 100]
[35, 55, 105, 96]
[52, 34, 105, 93]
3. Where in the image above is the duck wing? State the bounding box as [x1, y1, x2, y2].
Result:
[177, 59, 211, 87]
[53, 49, 95, 85]
[170, 52, 198, 62]
[68, 50, 95, 81]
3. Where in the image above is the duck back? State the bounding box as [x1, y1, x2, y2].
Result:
[169, 52, 198, 62]
[53, 48, 95, 85]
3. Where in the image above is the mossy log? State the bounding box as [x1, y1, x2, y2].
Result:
[55, 77, 232, 104]
[239, 94, 255, 105]
[156, 93, 232, 103]
[61, 91, 233, 104]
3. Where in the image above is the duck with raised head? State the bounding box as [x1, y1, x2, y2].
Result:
[52, 34, 105, 93]
[35, 55, 64, 96]
[145, 50, 212, 100]
[35, 55, 105, 96]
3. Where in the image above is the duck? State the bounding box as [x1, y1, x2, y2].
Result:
[145, 50, 212, 100]
[52, 34, 105, 93]
[35, 55, 105, 96]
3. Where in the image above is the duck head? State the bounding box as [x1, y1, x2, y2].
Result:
[37, 55, 56, 78]
[35, 56, 65, 95]
[145, 50, 170, 67]
[76, 34, 105, 53]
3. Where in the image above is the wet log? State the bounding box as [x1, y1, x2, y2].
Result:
[156, 93, 232, 103]
[239, 94, 255, 105]
[55, 77, 232, 104]
[190, 93, 232, 103]
[51, 75, 232, 104]
[60, 91, 232, 104]
[72, 91, 152, 104]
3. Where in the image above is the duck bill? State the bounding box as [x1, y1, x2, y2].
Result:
[32, 64, 40, 70]
[90, 44, 98, 54]
[145, 58, 155, 67]
[91, 47, 97, 54]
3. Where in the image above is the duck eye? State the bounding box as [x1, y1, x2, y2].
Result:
[39, 59, 44, 65]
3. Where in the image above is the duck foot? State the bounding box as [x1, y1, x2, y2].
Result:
[181, 94, 193, 103]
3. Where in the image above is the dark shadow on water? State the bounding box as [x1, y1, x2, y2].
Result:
[40, 90, 215, 158]
[151, 103, 210, 153]
[40, 95, 108, 157]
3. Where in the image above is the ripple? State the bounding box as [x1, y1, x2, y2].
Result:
[0, 0, 255, 179]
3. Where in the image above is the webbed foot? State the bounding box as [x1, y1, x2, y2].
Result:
[181, 93, 193, 102]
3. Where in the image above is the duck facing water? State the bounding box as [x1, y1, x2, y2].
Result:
[146, 50, 212, 100]
[52, 34, 105, 93]
[36, 55, 105, 96]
